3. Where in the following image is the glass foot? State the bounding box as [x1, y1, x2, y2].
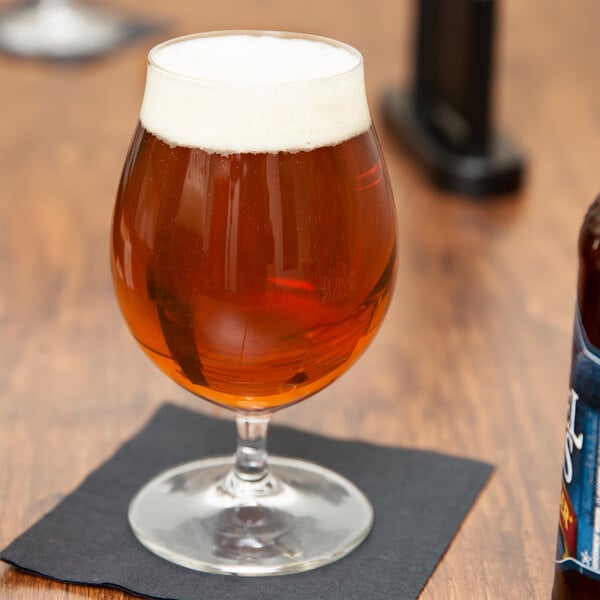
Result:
[128, 455, 373, 576]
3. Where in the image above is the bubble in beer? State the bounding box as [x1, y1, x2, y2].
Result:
[141, 33, 372, 154]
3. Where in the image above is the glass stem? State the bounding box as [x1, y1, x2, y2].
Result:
[234, 414, 270, 482]
[223, 414, 279, 498]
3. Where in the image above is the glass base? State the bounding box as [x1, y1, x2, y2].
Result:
[128, 455, 373, 576]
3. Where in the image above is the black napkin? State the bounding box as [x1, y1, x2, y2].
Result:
[1, 403, 492, 600]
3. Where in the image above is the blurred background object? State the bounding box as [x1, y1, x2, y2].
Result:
[385, 0, 525, 197]
[0, 0, 157, 60]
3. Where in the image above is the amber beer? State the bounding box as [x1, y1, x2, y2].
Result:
[110, 33, 397, 412]
[552, 196, 600, 599]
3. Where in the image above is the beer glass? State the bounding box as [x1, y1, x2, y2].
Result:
[111, 31, 397, 575]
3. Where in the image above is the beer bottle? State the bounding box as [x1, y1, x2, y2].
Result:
[552, 195, 600, 599]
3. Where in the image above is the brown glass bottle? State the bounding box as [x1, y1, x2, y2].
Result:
[552, 195, 600, 599]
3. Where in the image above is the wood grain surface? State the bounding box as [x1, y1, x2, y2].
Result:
[1, 1, 599, 598]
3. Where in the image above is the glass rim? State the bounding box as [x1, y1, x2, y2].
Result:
[147, 30, 365, 86]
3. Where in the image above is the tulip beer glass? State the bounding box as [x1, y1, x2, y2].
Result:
[111, 31, 397, 575]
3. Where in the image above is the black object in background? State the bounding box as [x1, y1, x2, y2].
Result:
[384, 0, 525, 197]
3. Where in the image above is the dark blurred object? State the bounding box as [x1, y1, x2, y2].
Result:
[0, 0, 159, 61]
[384, 0, 525, 197]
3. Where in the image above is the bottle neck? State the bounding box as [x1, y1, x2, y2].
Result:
[578, 196, 600, 349]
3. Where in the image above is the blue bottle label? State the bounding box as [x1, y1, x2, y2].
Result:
[555, 305, 600, 581]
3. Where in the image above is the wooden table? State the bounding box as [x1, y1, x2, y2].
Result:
[1, 1, 599, 598]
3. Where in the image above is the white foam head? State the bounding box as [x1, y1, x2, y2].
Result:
[140, 32, 371, 154]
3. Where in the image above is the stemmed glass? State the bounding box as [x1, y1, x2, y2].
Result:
[110, 30, 397, 575]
